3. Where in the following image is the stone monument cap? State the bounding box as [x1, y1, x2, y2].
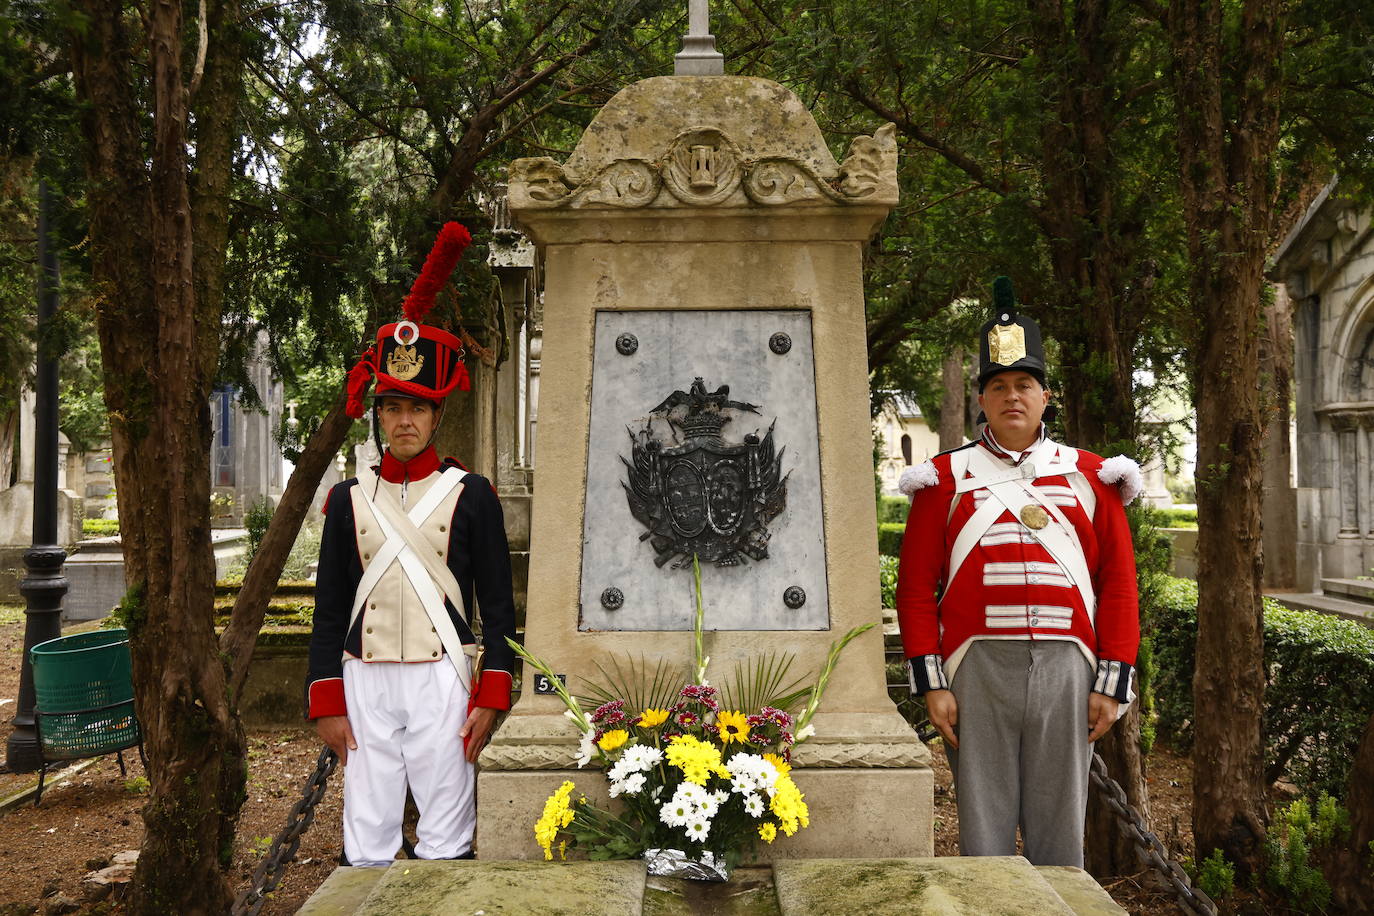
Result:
[562, 76, 840, 185]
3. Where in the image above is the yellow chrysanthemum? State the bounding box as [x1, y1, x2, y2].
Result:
[758, 822, 777, 843]
[666, 734, 730, 784]
[763, 752, 791, 776]
[598, 729, 629, 751]
[638, 708, 670, 728]
[534, 781, 576, 860]
[769, 774, 809, 836]
[716, 710, 750, 745]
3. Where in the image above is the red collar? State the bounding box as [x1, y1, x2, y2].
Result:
[379, 446, 441, 483]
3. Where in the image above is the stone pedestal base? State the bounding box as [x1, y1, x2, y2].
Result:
[476, 710, 934, 861]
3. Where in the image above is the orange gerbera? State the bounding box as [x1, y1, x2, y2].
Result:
[716, 710, 750, 745]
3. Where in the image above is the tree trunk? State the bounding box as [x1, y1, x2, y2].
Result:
[1327, 710, 1374, 911]
[68, 2, 249, 911]
[938, 348, 965, 451]
[0, 406, 15, 488]
[1168, 0, 1284, 875]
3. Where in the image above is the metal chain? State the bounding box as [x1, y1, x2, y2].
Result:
[231, 746, 339, 916]
[1087, 751, 1219, 916]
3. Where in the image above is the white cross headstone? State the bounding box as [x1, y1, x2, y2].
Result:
[674, 0, 724, 76]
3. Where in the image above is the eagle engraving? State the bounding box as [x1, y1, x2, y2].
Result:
[622, 377, 789, 568]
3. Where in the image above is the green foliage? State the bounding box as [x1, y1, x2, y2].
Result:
[878, 523, 905, 558]
[82, 518, 119, 538]
[879, 554, 899, 609]
[1192, 849, 1236, 900]
[1166, 476, 1196, 504]
[1148, 577, 1374, 799]
[1264, 795, 1351, 911]
[124, 775, 150, 796]
[103, 582, 146, 637]
[1154, 507, 1197, 528]
[877, 496, 910, 524]
[244, 497, 274, 562]
[224, 520, 322, 584]
[0, 604, 23, 626]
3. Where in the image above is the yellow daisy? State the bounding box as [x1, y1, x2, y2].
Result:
[758, 822, 777, 843]
[638, 707, 670, 728]
[598, 729, 629, 751]
[716, 710, 750, 745]
[763, 752, 791, 776]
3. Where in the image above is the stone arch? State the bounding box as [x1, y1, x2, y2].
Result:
[1332, 278, 1374, 403]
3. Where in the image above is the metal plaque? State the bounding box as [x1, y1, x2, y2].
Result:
[580, 310, 828, 631]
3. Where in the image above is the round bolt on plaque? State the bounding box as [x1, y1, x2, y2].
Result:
[783, 586, 806, 609]
[615, 333, 638, 356]
[601, 587, 625, 611]
[769, 332, 792, 355]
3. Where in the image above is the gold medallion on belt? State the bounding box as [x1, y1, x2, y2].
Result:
[1019, 504, 1050, 530]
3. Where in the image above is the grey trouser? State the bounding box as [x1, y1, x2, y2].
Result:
[945, 639, 1093, 867]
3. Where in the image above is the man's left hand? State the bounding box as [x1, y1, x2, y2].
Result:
[1087, 693, 1120, 742]
[460, 706, 500, 763]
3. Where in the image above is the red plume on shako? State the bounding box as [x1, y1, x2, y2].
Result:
[345, 221, 474, 419]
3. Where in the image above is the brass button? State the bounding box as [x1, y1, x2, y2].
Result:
[360, 528, 367, 535]
[431, 651, 439, 658]
[366, 652, 373, 659]
[439, 524, 446, 532]
[431, 626, 436, 633]
[363, 552, 370, 560]
[366, 627, 373, 634]
[437, 549, 443, 557]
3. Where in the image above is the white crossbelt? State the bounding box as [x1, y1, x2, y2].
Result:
[351, 466, 476, 694]
[945, 443, 1098, 621]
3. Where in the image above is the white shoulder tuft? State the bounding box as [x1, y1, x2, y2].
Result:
[898, 460, 939, 499]
[1098, 455, 1143, 505]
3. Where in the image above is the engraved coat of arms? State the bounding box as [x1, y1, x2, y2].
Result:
[622, 378, 788, 568]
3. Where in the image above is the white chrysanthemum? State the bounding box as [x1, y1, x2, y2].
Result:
[711, 790, 729, 804]
[742, 793, 764, 818]
[618, 745, 663, 772]
[685, 818, 711, 843]
[621, 773, 647, 795]
[661, 800, 690, 827]
[676, 782, 707, 804]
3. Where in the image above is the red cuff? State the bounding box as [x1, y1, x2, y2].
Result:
[472, 669, 513, 710]
[308, 677, 347, 719]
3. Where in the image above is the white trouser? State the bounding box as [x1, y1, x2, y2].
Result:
[341, 657, 475, 866]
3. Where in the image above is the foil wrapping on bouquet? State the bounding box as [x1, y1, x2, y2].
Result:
[643, 848, 732, 882]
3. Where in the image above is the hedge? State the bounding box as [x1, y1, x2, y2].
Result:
[1149, 576, 1374, 799]
[1154, 507, 1197, 528]
[878, 496, 910, 524]
[82, 518, 119, 537]
[878, 523, 905, 557]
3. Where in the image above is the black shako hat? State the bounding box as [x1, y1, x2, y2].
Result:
[977, 276, 1047, 390]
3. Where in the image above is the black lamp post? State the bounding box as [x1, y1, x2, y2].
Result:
[6, 180, 68, 772]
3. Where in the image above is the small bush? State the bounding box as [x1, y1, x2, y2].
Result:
[878, 523, 905, 557]
[1148, 576, 1374, 799]
[1264, 794, 1350, 911]
[879, 554, 899, 608]
[878, 496, 910, 524]
[82, 518, 120, 538]
[1193, 849, 1235, 900]
[244, 497, 275, 561]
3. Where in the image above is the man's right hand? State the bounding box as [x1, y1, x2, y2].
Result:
[316, 715, 357, 765]
[924, 689, 959, 749]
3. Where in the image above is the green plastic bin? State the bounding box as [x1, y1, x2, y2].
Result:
[29, 628, 144, 803]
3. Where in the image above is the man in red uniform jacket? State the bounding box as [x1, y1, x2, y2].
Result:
[895, 277, 1141, 867]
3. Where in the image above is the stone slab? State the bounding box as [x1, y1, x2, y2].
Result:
[642, 867, 780, 916]
[297, 866, 387, 916]
[580, 309, 828, 631]
[1321, 576, 1374, 603]
[1270, 591, 1374, 628]
[1036, 866, 1127, 915]
[351, 860, 646, 916]
[771, 857, 1075, 915]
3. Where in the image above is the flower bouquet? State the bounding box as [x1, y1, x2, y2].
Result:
[510, 557, 872, 880]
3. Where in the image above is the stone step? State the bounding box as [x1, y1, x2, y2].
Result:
[1321, 577, 1374, 604]
[770, 857, 1118, 915]
[299, 858, 1126, 916]
[1271, 592, 1374, 628]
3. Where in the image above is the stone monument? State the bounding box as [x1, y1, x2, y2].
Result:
[476, 10, 933, 860]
